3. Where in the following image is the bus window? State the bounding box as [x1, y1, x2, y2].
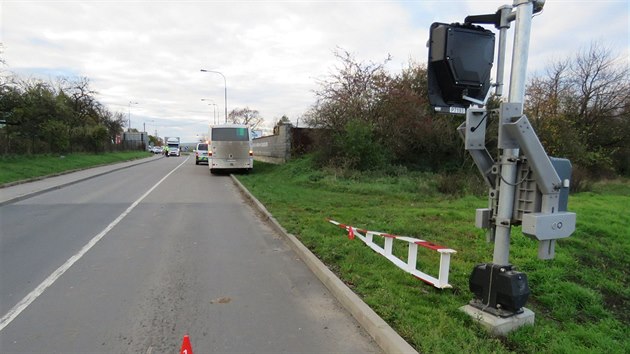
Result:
[212, 127, 249, 141]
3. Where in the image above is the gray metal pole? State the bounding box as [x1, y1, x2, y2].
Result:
[200, 70, 228, 123]
[128, 103, 131, 131]
[128, 101, 138, 132]
[492, 0, 534, 265]
[508, 0, 533, 105]
[208, 103, 217, 125]
[223, 81, 227, 123]
[494, 5, 513, 97]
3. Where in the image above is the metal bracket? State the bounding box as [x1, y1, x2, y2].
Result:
[498, 102, 522, 149]
[457, 108, 496, 188]
[503, 114, 561, 195]
[464, 108, 488, 150]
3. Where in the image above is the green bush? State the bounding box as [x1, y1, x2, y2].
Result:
[41, 120, 70, 153]
[337, 120, 389, 171]
[312, 119, 390, 172]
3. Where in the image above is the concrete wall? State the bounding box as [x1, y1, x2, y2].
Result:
[252, 124, 320, 164]
[252, 123, 292, 164]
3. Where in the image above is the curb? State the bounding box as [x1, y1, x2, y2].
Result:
[0, 156, 161, 206]
[231, 175, 418, 354]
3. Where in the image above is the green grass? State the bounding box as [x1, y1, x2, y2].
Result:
[0, 151, 152, 185]
[238, 156, 630, 353]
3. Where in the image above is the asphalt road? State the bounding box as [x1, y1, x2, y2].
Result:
[0, 156, 380, 353]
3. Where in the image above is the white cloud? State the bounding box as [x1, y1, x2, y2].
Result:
[2, 0, 628, 143]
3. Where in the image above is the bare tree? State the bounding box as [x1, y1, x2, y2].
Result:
[58, 76, 98, 126]
[307, 48, 391, 130]
[524, 42, 630, 175]
[0, 43, 11, 90]
[227, 107, 264, 130]
[305, 49, 464, 170]
[571, 42, 629, 131]
[525, 59, 571, 128]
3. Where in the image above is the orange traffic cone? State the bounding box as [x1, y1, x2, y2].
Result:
[348, 226, 355, 240]
[180, 335, 193, 354]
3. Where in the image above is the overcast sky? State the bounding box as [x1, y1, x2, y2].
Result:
[1, 0, 628, 143]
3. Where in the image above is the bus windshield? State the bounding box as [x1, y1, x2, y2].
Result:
[212, 127, 249, 141]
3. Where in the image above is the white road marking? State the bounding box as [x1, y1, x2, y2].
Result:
[0, 157, 190, 332]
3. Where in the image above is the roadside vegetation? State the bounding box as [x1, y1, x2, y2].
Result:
[0, 151, 151, 185]
[0, 75, 129, 154]
[302, 45, 629, 182]
[237, 157, 629, 353]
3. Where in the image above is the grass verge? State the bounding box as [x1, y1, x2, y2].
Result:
[0, 151, 152, 185]
[237, 156, 629, 353]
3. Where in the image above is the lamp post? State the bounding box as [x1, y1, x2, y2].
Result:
[201, 98, 218, 124]
[146, 119, 155, 141]
[200, 69, 228, 123]
[208, 103, 218, 125]
[128, 101, 139, 131]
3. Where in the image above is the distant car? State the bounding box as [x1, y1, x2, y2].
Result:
[195, 143, 209, 165]
[151, 146, 163, 154]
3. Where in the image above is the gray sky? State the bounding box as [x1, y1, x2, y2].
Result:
[1, 0, 628, 143]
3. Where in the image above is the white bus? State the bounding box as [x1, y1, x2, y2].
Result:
[208, 124, 253, 174]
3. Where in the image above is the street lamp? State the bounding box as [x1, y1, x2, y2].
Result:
[128, 101, 139, 131]
[200, 69, 228, 123]
[201, 98, 218, 125]
[145, 119, 155, 135]
[208, 104, 218, 125]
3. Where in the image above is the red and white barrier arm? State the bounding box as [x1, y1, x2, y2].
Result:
[328, 219, 456, 289]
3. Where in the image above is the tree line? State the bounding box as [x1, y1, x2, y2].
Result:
[0, 74, 125, 154]
[304, 45, 630, 179]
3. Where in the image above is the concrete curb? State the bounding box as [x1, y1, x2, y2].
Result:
[231, 175, 418, 354]
[0, 156, 161, 206]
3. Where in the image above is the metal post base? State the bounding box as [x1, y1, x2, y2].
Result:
[460, 304, 535, 336]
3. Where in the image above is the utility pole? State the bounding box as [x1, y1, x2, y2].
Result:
[128, 101, 138, 131]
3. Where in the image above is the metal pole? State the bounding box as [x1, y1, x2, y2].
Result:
[508, 0, 533, 105]
[128, 101, 138, 132]
[494, 5, 513, 97]
[492, 0, 534, 266]
[208, 103, 217, 125]
[200, 70, 228, 123]
[201, 99, 218, 125]
[128, 102, 131, 131]
[223, 82, 227, 123]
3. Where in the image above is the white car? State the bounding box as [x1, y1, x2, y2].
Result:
[195, 143, 209, 165]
